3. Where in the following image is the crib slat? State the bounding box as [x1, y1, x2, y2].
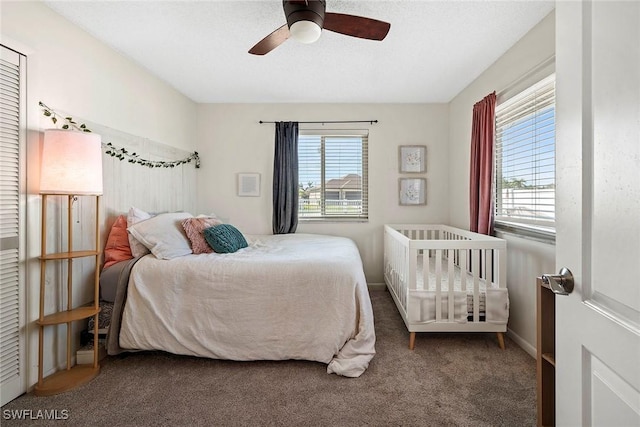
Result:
[397, 235, 406, 309]
[409, 247, 417, 293]
[404, 242, 409, 309]
[485, 249, 493, 285]
[498, 248, 506, 289]
[460, 249, 467, 292]
[448, 249, 455, 322]
[422, 248, 428, 291]
[435, 249, 442, 322]
[400, 239, 407, 309]
[472, 249, 480, 322]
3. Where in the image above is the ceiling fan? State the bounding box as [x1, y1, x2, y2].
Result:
[249, 0, 391, 55]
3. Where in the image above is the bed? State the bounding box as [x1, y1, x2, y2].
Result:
[101, 221, 376, 378]
[383, 224, 508, 350]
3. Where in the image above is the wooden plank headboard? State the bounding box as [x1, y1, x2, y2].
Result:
[84, 122, 198, 251]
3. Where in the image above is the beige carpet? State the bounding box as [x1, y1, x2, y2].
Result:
[2, 290, 536, 426]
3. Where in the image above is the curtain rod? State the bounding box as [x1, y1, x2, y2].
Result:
[259, 120, 378, 125]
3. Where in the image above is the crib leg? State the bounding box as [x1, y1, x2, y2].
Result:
[496, 332, 505, 350]
[409, 332, 416, 350]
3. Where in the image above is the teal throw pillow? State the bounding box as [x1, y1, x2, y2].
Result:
[203, 224, 248, 254]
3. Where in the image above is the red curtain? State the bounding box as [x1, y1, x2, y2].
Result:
[469, 92, 496, 235]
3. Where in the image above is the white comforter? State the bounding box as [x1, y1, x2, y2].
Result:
[119, 233, 376, 377]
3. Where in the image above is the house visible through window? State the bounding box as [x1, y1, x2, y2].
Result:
[298, 131, 368, 221]
[494, 74, 555, 239]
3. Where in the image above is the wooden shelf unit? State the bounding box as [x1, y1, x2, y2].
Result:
[35, 194, 101, 396]
[537, 276, 556, 427]
[37, 305, 101, 326]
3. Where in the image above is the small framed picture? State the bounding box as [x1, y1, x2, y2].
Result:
[399, 178, 426, 206]
[399, 145, 426, 173]
[238, 173, 260, 197]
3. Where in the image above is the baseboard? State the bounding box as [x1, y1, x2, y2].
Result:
[77, 342, 106, 365]
[507, 328, 536, 359]
[367, 282, 386, 291]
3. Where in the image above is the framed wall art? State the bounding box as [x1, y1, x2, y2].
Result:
[399, 178, 426, 206]
[398, 145, 426, 173]
[238, 173, 260, 197]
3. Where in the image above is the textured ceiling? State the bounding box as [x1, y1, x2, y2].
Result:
[43, 0, 555, 103]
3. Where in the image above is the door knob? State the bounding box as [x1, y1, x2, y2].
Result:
[541, 267, 574, 295]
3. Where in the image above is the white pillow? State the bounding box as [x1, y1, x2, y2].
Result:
[127, 207, 153, 257]
[127, 212, 194, 260]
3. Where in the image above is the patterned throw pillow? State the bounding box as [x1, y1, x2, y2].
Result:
[182, 217, 222, 254]
[203, 224, 248, 254]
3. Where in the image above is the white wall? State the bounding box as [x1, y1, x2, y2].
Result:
[1, 1, 198, 388]
[196, 103, 449, 283]
[1, 2, 197, 151]
[448, 11, 556, 355]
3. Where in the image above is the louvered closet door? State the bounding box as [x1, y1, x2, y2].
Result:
[0, 45, 26, 406]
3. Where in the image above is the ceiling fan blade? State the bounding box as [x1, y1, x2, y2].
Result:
[323, 12, 390, 41]
[249, 24, 290, 55]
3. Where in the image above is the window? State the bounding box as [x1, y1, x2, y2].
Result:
[298, 130, 368, 221]
[494, 74, 555, 239]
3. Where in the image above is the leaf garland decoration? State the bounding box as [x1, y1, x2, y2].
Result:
[39, 101, 200, 169]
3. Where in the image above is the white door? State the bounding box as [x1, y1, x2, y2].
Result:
[555, 1, 640, 425]
[0, 45, 27, 405]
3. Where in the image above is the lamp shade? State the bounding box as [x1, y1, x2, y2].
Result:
[40, 129, 103, 195]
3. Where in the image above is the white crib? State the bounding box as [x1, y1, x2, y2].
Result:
[383, 224, 508, 350]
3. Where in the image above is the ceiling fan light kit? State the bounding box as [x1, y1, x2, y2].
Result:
[286, 0, 324, 44]
[249, 0, 390, 55]
[289, 20, 322, 44]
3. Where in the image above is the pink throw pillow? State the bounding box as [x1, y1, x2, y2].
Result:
[103, 215, 133, 270]
[182, 217, 223, 254]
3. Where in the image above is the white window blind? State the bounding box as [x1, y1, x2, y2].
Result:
[298, 131, 368, 221]
[0, 45, 25, 405]
[494, 74, 555, 237]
